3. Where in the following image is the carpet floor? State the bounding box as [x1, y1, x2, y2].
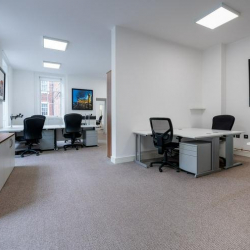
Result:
[1, 144, 250, 250]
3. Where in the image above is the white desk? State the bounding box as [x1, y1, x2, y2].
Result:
[133, 128, 243, 176]
[0, 124, 97, 150]
[0, 124, 97, 133]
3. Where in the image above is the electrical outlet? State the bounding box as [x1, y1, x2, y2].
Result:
[236, 135, 240, 138]
[244, 135, 248, 139]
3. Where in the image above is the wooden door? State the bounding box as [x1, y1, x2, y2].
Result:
[107, 71, 112, 158]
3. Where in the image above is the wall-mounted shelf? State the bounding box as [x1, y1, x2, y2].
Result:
[190, 107, 206, 110]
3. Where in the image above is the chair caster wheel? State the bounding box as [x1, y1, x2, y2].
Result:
[150, 164, 153, 167]
[76, 147, 79, 150]
[21, 155, 24, 158]
[159, 169, 163, 172]
[64, 148, 67, 151]
[36, 153, 39, 156]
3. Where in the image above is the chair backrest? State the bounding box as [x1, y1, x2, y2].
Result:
[31, 115, 46, 121]
[64, 113, 82, 133]
[212, 115, 235, 131]
[23, 117, 45, 140]
[150, 118, 173, 147]
[99, 115, 102, 122]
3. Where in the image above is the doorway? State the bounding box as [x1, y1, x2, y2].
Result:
[96, 98, 107, 143]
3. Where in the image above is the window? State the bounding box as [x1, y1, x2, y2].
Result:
[41, 81, 49, 92]
[41, 102, 48, 116]
[40, 78, 61, 116]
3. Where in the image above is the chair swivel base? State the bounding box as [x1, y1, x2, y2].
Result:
[21, 149, 40, 157]
[64, 143, 84, 151]
[150, 161, 180, 173]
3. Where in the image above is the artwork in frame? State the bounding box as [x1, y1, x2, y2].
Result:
[0, 67, 6, 102]
[72, 88, 93, 110]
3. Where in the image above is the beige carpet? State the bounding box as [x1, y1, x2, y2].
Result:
[1, 144, 250, 250]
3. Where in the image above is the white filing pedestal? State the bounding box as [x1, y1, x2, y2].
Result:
[82, 130, 98, 146]
[179, 141, 212, 177]
[0, 134, 15, 191]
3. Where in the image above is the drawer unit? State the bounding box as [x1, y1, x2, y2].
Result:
[179, 141, 211, 176]
[0, 134, 15, 191]
[82, 130, 98, 146]
[40, 130, 55, 150]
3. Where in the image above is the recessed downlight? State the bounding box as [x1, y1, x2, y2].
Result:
[43, 36, 68, 51]
[43, 61, 61, 69]
[196, 3, 239, 29]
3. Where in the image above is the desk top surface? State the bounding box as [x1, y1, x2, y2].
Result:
[0, 133, 14, 143]
[133, 128, 243, 139]
[0, 124, 97, 133]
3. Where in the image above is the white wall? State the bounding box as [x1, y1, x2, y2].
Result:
[226, 37, 250, 150]
[12, 70, 35, 124]
[0, 42, 3, 128]
[201, 44, 226, 128]
[11, 70, 106, 124]
[111, 26, 202, 162]
[66, 75, 106, 116]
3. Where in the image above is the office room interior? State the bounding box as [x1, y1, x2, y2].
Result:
[1, 0, 250, 249]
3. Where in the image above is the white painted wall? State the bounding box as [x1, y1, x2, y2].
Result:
[12, 70, 35, 124]
[201, 44, 226, 128]
[11, 70, 106, 124]
[111, 26, 202, 162]
[226, 37, 250, 150]
[66, 75, 106, 117]
[0, 42, 3, 128]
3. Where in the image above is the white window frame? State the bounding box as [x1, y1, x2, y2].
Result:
[41, 102, 48, 116]
[37, 76, 64, 117]
[41, 81, 49, 93]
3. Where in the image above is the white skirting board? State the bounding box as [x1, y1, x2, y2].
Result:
[111, 150, 250, 164]
[234, 150, 250, 158]
[111, 150, 159, 164]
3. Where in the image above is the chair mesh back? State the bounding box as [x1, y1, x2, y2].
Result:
[24, 117, 45, 140]
[212, 115, 235, 131]
[64, 113, 82, 133]
[150, 118, 173, 145]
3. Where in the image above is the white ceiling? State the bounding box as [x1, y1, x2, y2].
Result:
[1, 0, 250, 77]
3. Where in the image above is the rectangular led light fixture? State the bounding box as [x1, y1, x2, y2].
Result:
[43, 36, 68, 51]
[43, 61, 61, 69]
[196, 3, 239, 29]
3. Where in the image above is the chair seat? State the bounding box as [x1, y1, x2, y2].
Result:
[165, 142, 179, 149]
[16, 136, 25, 142]
[63, 132, 82, 139]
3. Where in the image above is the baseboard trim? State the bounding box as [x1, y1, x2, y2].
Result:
[111, 150, 159, 164]
[234, 150, 250, 158]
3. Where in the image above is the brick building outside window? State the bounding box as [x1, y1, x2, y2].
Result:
[40, 79, 61, 116]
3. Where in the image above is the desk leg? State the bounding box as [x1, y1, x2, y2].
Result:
[54, 129, 58, 150]
[135, 134, 148, 168]
[224, 135, 242, 169]
[197, 137, 221, 177]
[211, 137, 220, 171]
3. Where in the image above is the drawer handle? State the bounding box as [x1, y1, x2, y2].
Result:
[9, 138, 13, 148]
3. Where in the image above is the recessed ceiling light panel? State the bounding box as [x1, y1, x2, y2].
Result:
[43, 61, 61, 69]
[43, 36, 68, 51]
[196, 3, 239, 29]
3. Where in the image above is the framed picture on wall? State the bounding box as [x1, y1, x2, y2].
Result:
[72, 88, 93, 110]
[0, 67, 6, 102]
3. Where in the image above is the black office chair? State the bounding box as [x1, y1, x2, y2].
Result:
[17, 117, 45, 157]
[31, 115, 46, 121]
[212, 115, 235, 166]
[63, 113, 83, 150]
[212, 115, 235, 130]
[149, 118, 179, 172]
[96, 115, 102, 126]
